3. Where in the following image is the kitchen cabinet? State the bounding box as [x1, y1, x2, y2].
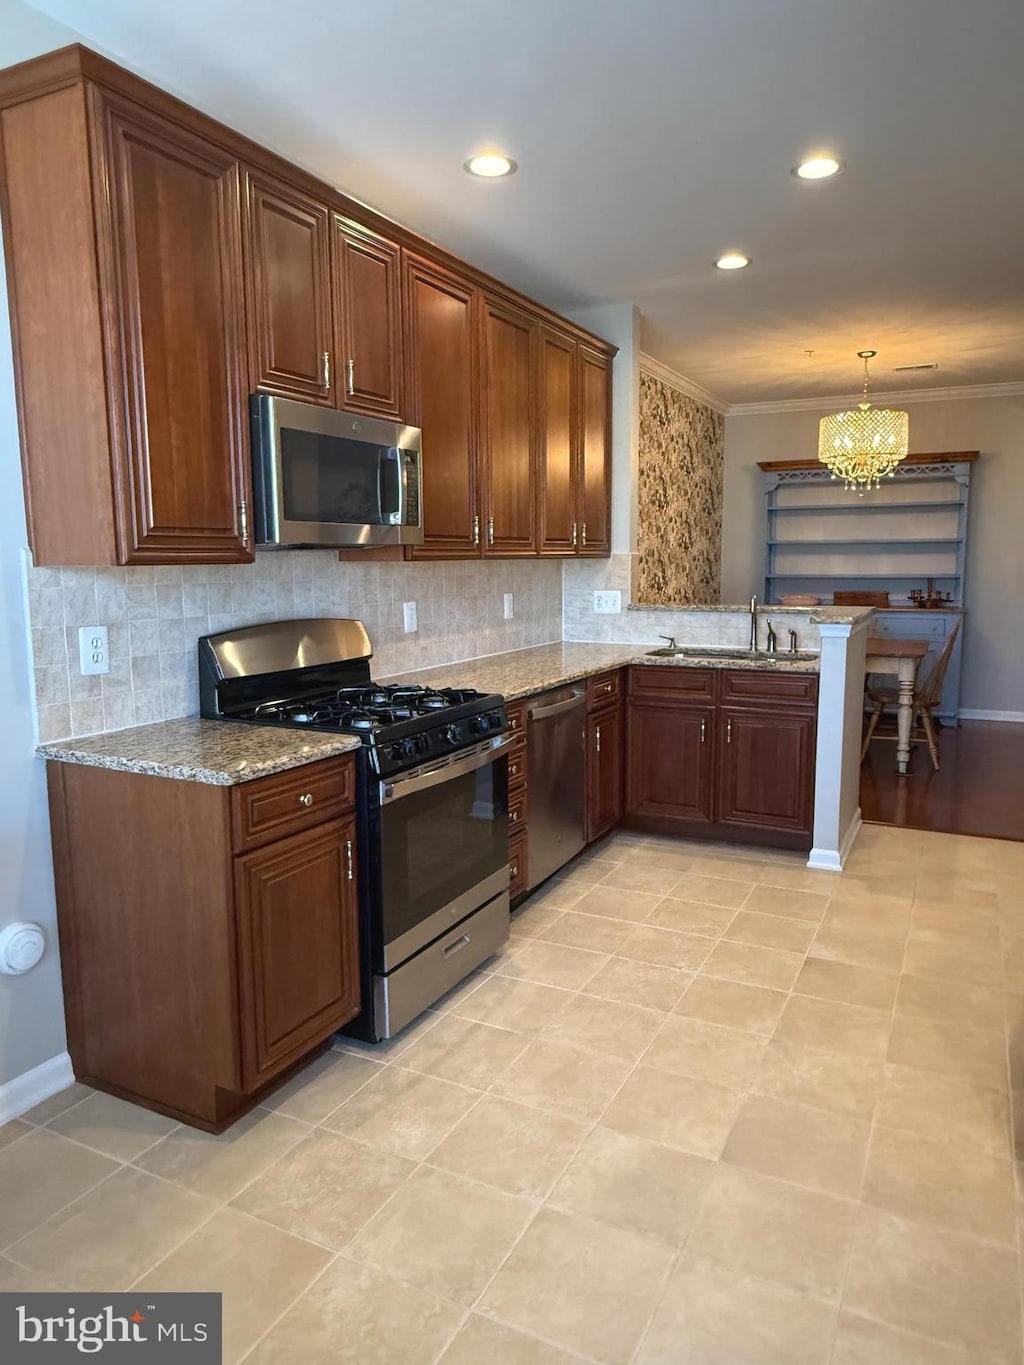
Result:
[480, 295, 538, 554]
[538, 327, 578, 554]
[717, 708, 816, 837]
[46, 753, 360, 1131]
[332, 216, 404, 418]
[587, 699, 626, 842]
[244, 169, 333, 403]
[578, 345, 612, 555]
[627, 701, 715, 826]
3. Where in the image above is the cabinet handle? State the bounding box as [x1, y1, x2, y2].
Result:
[595, 724, 602, 754]
[581, 522, 587, 547]
[238, 500, 249, 549]
[443, 932, 471, 959]
[488, 514, 495, 546]
[298, 792, 313, 807]
[510, 760, 520, 778]
[321, 351, 331, 390]
[726, 718, 732, 744]
[345, 839, 354, 881]
[509, 715, 519, 731]
[510, 809, 519, 824]
[700, 718, 706, 743]
[571, 522, 578, 547]
[510, 859, 519, 880]
[473, 514, 480, 547]
[596, 681, 613, 696]
[346, 357, 355, 395]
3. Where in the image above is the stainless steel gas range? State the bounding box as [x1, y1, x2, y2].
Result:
[198, 618, 512, 1040]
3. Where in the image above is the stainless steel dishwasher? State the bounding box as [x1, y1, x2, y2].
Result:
[526, 685, 587, 889]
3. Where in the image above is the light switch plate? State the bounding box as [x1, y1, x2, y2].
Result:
[593, 591, 622, 614]
[78, 625, 109, 675]
[402, 601, 418, 634]
[503, 592, 514, 619]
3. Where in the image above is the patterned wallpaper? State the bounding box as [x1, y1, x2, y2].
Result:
[636, 369, 725, 604]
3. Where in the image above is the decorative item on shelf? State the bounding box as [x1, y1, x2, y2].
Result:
[817, 351, 909, 493]
[779, 594, 821, 606]
[908, 578, 954, 609]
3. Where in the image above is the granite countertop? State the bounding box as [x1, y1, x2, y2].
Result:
[626, 602, 875, 625]
[38, 717, 362, 785]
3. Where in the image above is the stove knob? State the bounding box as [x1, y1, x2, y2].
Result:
[414, 733, 431, 754]
[469, 714, 486, 736]
[399, 738, 417, 761]
[443, 723, 463, 745]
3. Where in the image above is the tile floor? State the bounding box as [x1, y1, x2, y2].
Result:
[2, 822, 1024, 1364]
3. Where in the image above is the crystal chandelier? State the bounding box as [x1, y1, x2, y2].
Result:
[818, 351, 909, 492]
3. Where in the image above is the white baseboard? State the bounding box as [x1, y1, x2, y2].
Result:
[0, 1051, 74, 1125]
[807, 807, 863, 873]
[958, 709, 1024, 723]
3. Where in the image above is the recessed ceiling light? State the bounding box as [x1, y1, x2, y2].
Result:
[715, 252, 750, 270]
[464, 152, 517, 178]
[793, 155, 844, 180]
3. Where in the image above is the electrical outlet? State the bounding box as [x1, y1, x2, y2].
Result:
[78, 625, 109, 675]
[503, 592, 514, 619]
[593, 591, 622, 614]
[402, 601, 418, 634]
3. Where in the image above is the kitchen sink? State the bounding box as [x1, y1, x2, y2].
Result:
[644, 645, 819, 662]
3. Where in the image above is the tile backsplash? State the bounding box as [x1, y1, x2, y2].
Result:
[26, 552, 562, 741]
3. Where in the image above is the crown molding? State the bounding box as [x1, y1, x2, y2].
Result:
[726, 379, 1024, 416]
[639, 353, 729, 414]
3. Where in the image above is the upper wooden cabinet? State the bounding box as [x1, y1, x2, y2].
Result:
[578, 345, 612, 555]
[480, 295, 538, 555]
[243, 170, 333, 403]
[332, 217, 404, 419]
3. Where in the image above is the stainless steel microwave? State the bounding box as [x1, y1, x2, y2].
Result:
[250, 394, 423, 548]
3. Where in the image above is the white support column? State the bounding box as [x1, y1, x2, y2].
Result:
[808, 617, 872, 871]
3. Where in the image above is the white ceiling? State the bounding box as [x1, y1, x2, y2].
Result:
[24, 0, 1024, 402]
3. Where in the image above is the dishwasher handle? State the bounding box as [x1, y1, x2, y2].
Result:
[528, 689, 586, 721]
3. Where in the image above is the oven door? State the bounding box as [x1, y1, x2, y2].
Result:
[377, 735, 513, 969]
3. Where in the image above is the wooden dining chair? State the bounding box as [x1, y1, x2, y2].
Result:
[861, 621, 961, 769]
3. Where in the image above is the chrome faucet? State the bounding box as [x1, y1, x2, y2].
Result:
[765, 620, 778, 653]
[749, 595, 758, 652]
[789, 628, 798, 654]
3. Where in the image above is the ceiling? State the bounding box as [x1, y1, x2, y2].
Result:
[25, 0, 1024, 403]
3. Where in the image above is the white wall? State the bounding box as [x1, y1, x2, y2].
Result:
[0, 0, 86, 1088]
[721, 395, 1024, 714]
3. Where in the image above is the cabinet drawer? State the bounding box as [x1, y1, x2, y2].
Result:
[509, 831, 529, 898]
[587, 669, 624, 710]
[509, 787, 528, 834]
[507, 748, 528, 790]
[629, 665, 715, 700]
[232, 756, 357, 852]
[506, 700, 528, 745]
[719, 670, 818, 709]
[872, 612, 949, 641]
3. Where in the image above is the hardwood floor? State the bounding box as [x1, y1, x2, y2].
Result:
[861, 720, 1024, 841]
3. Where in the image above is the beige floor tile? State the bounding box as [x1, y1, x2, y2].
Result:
[396, 1014, 528, 1088]
[674, 976, 788, 1035]
[621, 844, 695, 874]
[136, 1108, 309, 1202]
[452, 974, 574, 1034]
[699, 939, 805, 991]
[684, 852, 768, 881]
[863, 1123, 1016, 1244]
[832, 1311, 1007, 1365]
[582, 956, 692, 1012]
[909, 908, 1002, 950]
[480, 1207, 674, 1365]
[0, 1254, 60, 1290]
[723, 1093, 871, 1197]
[249, 1257, 461, 1365]
[499, 940, 608, 990]
[723, 909, 818, 953]
[643, 1015, 766, 1088]
[602, 1066, 745, 1159]
[320, 1067, 478, 1161]
[597, 863, 686, 896]
[491, 1040, 631, 1122]
[510, 902, 567, 938]
[331, 1008, 441, 1060]
[774, 994, 891, 1060]
[541, 993, 664, 1061]
[742, 883, 832, 922]
[794, 958, 898, 1011]
[426, 1095, 587, 1199]
[556, 860, 614, 888]
[636, 1254, 837, 1365]
[262, 1049, 385, 1124]
[137, 1207, 331, 1365]
[830, 874, 917, 911]
[7, 1165, 216, 1291]
[756, 864, 842, 895]
[646, 898, 734, 937]
[548, 1125, 713, 1247]
[809, 918, 908, 971]
[537, 910, 635, 954]
[19, 1082, 93, 1126]
[876, 1065, 1011, 1159]
[523, 880, 588, 910]
[669, 872, 754, 909]
[888, 1010, 1008, 1089]
[615, 924, 715, 970]
[438, 1314, 581, 1365]
[686, 1163, 858, 1301]
[232, 1128, 415, 1247]
[0, 1128, 118, 1249]
[902, 937, 1004, 988]
[45, 1090, 179, 1161]
[753, 1038, 884, 1120]
[348, 1165, 533, 1306]
[571, 885, 662, 922]
[0, 1120, 30, 1152]
[844, 1208, 1021, 1362]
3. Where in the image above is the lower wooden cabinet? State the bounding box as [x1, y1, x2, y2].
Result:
[717, 707, 816, 836]
[627, 701, 714, 827]
[587, 701, 626, 842]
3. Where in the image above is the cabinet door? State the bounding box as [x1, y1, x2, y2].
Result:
[480, 295, 538, 555]
[100, 95, 251, 563]
[333, 217, 404, 418]
[538, 327, 578, 554]
[717, 708, 816, 835]
[587, 702, 625, 842]
[627, 702, 714, 825]
[578, 345, 612, 555]
[235, 817, 359, 1090]
[244, 170, 333, 403]
[405, 255, 481, 556]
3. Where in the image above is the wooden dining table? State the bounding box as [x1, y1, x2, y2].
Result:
[864, 635, 930, 775]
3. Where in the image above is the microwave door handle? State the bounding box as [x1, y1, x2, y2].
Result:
[379, 448, 403, 526]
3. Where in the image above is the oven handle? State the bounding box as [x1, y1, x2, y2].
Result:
[527, 689, 586, 721]
[380, 733, 515, 804]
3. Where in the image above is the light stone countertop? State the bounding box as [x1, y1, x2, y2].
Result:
[38, 717, 362, 785]
[626, 602, 875, 625]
